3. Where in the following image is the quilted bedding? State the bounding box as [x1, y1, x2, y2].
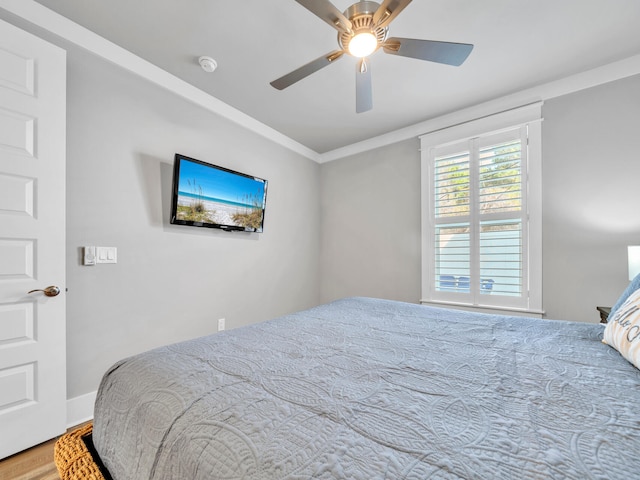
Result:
[93, 297, 640, 479]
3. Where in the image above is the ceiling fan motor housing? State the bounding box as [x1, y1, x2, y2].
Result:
[339, 1, 388, 55]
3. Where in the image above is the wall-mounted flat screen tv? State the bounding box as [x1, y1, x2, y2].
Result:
[170, 154, 268, 232]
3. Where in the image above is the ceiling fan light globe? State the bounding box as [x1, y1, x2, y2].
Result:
[348, 32, 377, 57]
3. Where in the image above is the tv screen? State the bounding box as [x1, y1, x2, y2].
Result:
[170, 154, 268, 232]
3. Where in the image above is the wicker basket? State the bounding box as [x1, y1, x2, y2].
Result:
[54, 423, 106, 480]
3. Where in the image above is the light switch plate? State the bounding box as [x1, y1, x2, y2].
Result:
[96, 246, 117, 264]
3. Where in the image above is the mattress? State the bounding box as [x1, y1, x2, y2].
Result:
[92, 297, 640, 479]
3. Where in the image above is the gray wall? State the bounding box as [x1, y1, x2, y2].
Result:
[542, 74, 640, 321]
[65, 48, 640, 401]
[65, 48, 320, 398]
[320, 74, 640, 323]
[320, 139, 422, 303]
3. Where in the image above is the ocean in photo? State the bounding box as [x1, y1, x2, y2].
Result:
[178, 191, 255, 209]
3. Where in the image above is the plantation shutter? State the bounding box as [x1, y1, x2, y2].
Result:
[430, 126, 529, 309]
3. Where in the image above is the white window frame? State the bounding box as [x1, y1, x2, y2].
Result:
[420, 103, 543, 316]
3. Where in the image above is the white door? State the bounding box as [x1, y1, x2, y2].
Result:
[0, 18, 66, 459]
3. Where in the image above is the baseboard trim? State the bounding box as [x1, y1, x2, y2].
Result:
[66, 391, 96, 428]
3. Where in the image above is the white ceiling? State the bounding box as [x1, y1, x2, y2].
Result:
[26, 0, 640, 153]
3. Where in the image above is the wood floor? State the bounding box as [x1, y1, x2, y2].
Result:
[0, 436, 59, 480]
[0, 423, 87, 480]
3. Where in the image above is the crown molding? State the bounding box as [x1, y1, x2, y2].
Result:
[319, 53, 640, 163]
[0, 0, 321, 162]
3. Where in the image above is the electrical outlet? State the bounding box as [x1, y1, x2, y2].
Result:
[217, 318, 225, 331]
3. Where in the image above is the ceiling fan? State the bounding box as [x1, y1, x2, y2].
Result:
[270, 0, 474, 113]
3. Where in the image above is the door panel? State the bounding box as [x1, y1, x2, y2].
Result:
[0, 173, 35, 215]
[0, 107, 35, 156]
[0, 45, 35, 95]
[0, 302, 34, 345]
[0, 18, 66, 459]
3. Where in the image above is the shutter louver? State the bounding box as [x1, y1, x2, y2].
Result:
[479, 140, 522, 215]
[479, 220, 522, 296]
[434, 152, 470, 218]
[435, 224, 470, 292]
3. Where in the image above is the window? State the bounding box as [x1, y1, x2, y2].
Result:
[420, 104, 542, 313]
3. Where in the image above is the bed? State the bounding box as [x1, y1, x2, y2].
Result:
[92, 296, 640, 479]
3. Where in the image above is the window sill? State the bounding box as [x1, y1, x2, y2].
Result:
[419, 299, 545, 319]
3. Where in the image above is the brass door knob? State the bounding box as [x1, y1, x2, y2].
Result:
[27, 286, 61, 297]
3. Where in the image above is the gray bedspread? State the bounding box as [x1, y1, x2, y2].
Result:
[93, 297, 640, 479]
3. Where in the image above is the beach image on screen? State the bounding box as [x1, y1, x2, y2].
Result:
[175, 159, 266, 230]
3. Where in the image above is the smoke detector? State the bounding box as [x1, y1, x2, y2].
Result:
[198, 56, 217, 73]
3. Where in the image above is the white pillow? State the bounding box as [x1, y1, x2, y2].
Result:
[603, 288, 640, 369]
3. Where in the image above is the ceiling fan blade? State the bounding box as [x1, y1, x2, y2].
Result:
[372, 0, 412, 29]
[356, 59, 372, 113]
[383, 37, 473, 66]
[295, 0, 352, 33]
[270, 50, 344, 90]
